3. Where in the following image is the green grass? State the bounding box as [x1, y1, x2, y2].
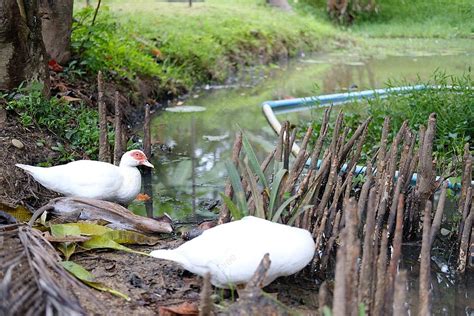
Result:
[297, 0, 474, 38]
[72, 0, 336, 91]
[306, 72, 473, 174]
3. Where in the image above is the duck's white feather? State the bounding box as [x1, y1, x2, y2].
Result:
[150, 216, 315, 288]
[16, 159, 141, 204]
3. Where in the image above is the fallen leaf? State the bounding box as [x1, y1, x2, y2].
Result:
[61, 261, 130, 300]
[53, 82, 69, 92]
[135, 193, 151, 201]
[81, 234, 148, 256]
[150, 48, 162, 58]
[0, 204, 32, 222]
[48, 59, 64, 72]
[101, 230, 160, 245]
[61, 95, 83, 102]
[159, 302, 199, 316]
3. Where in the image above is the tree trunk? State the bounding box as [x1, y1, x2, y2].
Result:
[39, 0, 74, 64]
[267, 0, 292, 11]
[0, 0, 49, 92]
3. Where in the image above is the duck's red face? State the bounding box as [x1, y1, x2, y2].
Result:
[130, 150, 154, 168]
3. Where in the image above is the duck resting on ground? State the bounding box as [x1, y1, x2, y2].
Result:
[150, 216, 315, 288]
[16, 150, 153, 205]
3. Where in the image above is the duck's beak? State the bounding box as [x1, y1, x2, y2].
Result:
[141, 160, 154, 168]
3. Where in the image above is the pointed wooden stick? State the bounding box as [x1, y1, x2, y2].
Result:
[113, 91, 123, 166]
[97, 71, 109, 162]
[393, 270, 408, 316]
[430, 181, 448, 246]
[419, 200, 432, 316]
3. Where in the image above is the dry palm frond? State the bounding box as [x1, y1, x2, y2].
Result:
[0, 224, 88, 315]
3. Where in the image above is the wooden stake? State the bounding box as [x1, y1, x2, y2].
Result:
[113, 91, 123, 166]
[430, 181, 448, 246]
[143, 104, 151, 158]
[97, 71, 109, 162]
[393, 270, 408, 315]
[419, 200, 432, 316]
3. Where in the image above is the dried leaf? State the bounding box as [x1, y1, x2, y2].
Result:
[61, 95, 83, 102]
[101, 230, 160, 245]
[0, 203, 32, 222]
[135, 193, 151, 201]
[159, 302, 199, 316]
[43, 231, 91, 243]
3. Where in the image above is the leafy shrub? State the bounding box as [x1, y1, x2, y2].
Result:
[6, 83, 112, 161]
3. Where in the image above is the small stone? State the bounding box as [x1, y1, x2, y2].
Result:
[11, 139, 24, 149]
[440, 228, 450, 236]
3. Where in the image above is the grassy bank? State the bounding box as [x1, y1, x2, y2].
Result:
[297, 0, 474, 38]
[73, 0, 337, 92]
[305, 72, 473, 175]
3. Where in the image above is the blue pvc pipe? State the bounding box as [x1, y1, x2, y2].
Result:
[263, 85, 427, 109]
[262, 85, 465, 191]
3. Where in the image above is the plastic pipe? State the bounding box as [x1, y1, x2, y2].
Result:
[261, 86, 469, 190]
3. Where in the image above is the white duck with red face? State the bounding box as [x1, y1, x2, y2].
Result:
[16, 150, 154, 205]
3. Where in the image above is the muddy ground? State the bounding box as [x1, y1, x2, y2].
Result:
[71, 236, 321, 315]
[0, 109, 61, 208]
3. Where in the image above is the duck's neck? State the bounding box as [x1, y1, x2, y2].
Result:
[116, 165, 142, 204]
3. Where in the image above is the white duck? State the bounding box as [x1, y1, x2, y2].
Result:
[16, 150, 153, 205]
[150, 216, 315, 288]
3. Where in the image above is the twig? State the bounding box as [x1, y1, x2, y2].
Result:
[91, 0, 102, 26]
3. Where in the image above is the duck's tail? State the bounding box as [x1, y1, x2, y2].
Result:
[149, 249, 187, 265]
[15, 163, 39, 175]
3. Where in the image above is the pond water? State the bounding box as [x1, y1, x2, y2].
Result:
[130, 45, 473, 219]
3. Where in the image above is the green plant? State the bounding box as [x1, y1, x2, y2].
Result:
[72, 6, 170, 83]
[308, 72, 473, 174]
[6, 83, 112, 161]
[222, 132, 307, 223]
